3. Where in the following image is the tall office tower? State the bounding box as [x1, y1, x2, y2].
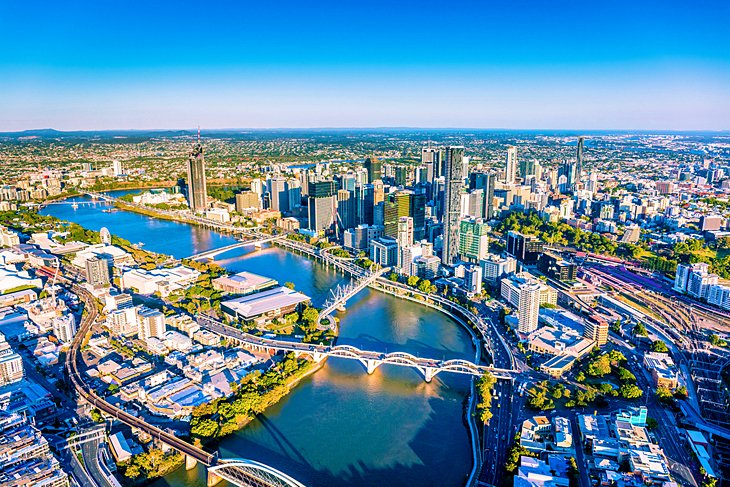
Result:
[415, 166, 428, 184]
[504, 146, 518, 184]
[336, 189, 356, 231]
[519, 159, 538, 179]
[395, 166, 409, 186]
[383, 191, 426, 241]
[267, 177, 289, 213]
[442, 146, 465, 266]
[458, 218, 490, 263]
[469, 172, 496, 219]
[298, 171, 310, 196]
[186, 132, 208, 212]
[85, 256, 110, 287]
[372, 179, 385, 205]
[287, 179, 302, 210]
[355, 183, 375, 226]
[422, 146, 443, 181]
[463, 189, 484, 219]
[307, 180, 337, 233]
[250, 178, 264, 196]
[364, 157, 382, 183]
[235, 192, 260, 212]
[396, 216, 414, 248]
[558, 161, 577, 193]
[341, 174, 357, 192]
[576, 136, 585, 184]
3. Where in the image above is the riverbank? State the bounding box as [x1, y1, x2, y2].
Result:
[190, 352, 324, 443]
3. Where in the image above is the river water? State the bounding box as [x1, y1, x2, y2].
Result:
[42, 193, 475, 487]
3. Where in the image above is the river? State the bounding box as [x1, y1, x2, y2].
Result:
[42, 192, 475, 487]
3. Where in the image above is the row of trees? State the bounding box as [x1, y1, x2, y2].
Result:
[475, 372, 496, 424]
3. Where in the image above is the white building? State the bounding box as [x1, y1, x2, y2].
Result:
[0, 266, 42, 294]
[0, 333, 23, 386]
[707, 283, 730, 311]
[52, 314, 77, 343]
[480, 254, 517, 283]
[0, 227, 20, 247]
[502, 277, 542, 334]
[107, 306, 139, 337]
[121, 266, 200, 296]
[138, 307, 166, 340]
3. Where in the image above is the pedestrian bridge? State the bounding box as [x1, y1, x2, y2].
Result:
[317, 265, 390, 328]
[198, 316, 516, 382]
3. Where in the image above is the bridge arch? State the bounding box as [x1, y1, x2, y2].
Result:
[209, 458, 306, 487]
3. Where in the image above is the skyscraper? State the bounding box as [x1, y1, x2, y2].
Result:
[307, 180, 337, 233]
[364, 157, 382, 183]
[186, 132, 208, 212]
[85, 257, 110, 287]
[576, 136, 585, 186]
[505, 146, 518, 184]
[336, 189, 356, 231]
[442, 146, 465, 266]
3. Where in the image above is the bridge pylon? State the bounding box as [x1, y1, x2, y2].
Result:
[364, 359, 381, 375]
[207, 470, 222, 486]
[186, 454, 198, 470]
[424, 367, 437, 383]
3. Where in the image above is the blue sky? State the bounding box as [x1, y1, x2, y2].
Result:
[2, 0, 729, 130]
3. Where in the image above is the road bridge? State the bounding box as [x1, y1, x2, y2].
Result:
[197, 315, 515, 382]
[187, 234, 287, 260]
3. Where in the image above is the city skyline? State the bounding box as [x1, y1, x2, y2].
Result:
[2, 0, 729, 131]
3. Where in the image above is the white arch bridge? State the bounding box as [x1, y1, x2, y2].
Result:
[209, 459, 307, 487]
[198, 316, 516, 382]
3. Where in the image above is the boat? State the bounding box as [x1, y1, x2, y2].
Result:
[71, 202, 79, 210]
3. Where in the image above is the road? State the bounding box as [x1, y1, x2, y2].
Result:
[81, 437, 115, 487]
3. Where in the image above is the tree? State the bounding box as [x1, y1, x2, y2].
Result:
[417, 279, 434, 294]
[617, 367, 636, 383]
[284, 281, 295, 290]
[632, 323, 648, 337]
[674, 386, 688, 399]
[388, 272, 399, 282]
[587, 355, 612, 377]
[619, 384, 643, 400]
[651, 340, 669, 353]
[656, 386, 674, 403]
[300, 307, 319, 330]
[646, 417, 659, 430]
[407, 275, 420, 287]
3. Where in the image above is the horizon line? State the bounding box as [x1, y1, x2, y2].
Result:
[3, 126, 730, 134]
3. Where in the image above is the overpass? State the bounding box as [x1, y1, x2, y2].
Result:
[197, 315, 516, 382]
[65, 283, 307, 487]
[187, 234, 287, 260]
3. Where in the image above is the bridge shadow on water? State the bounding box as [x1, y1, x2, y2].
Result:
[215, 385, 472, 487]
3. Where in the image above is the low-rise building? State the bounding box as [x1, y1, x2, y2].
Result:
[121, 265, 200, 296]
[643, 352, 679, 388]
[212, 271, 277, 295]
[221, 286, 311, 324]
